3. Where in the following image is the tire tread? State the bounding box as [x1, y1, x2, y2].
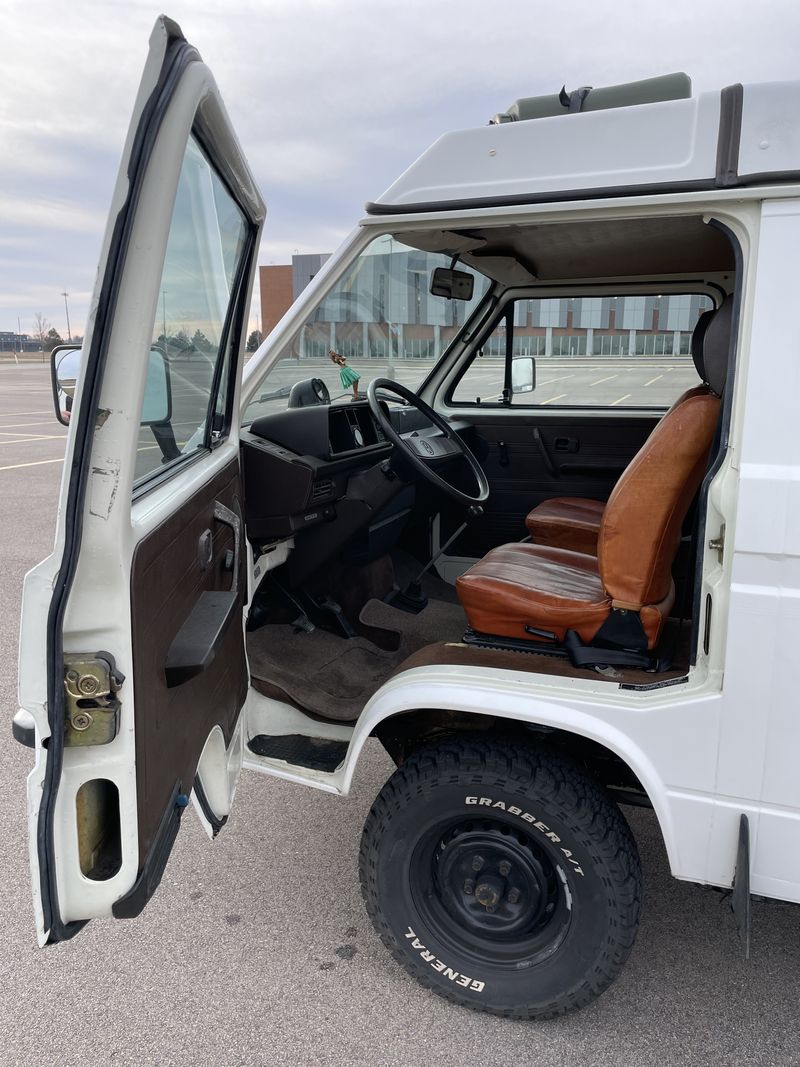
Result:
[359, 736, 641, 1020]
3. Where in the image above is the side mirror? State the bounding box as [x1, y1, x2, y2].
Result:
[511, 356, 536, 394]
[51, 344, 82, 425]
[430, 267, 475, 301]
[142, 345, 171, 425]
[50, 344, 171, 427]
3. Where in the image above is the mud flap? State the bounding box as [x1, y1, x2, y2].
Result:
[731, 813, 751, 959]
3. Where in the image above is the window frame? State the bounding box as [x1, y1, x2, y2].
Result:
[443, 282, 722, 414]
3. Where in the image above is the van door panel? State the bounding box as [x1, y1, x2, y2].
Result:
[130, 458, 247, 860]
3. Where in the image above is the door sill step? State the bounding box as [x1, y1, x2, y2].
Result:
[247, 733, 349, 773]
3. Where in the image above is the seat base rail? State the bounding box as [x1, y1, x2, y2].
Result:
[461, 627, 670, 672]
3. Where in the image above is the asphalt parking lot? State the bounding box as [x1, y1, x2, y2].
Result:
[244, 354, 700, 417]
[0, 361, 798, 1066]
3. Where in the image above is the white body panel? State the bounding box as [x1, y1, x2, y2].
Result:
[718, 198, 800, 899]
[373, 93, 721, 208]
[739, 83, 800, 178]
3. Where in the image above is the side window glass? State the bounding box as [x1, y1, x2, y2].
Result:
[451, 293, 713, 408]
[134, 135, 248, 489]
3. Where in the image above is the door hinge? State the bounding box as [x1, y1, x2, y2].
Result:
[708, 524, 726, 564]
[63, 652, 124, 747]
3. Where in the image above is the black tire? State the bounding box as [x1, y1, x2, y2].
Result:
[359, 737, 641, 1019]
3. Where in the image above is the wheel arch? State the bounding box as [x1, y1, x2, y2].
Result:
[342, 673, 679, 869]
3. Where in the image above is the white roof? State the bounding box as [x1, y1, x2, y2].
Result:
[368, 81, 800, 214]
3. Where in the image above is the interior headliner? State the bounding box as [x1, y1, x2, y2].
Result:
[400, 215, 735, 286]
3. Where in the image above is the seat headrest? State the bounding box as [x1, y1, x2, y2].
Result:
[702, 294, 733, 397]
[690, 309, 715, 380]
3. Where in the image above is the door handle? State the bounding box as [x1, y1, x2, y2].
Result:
[533, 428, 557, 478]
[163, 499, 242, 688]
[554, 436, 579, 453]
[164, 591, 238, 687]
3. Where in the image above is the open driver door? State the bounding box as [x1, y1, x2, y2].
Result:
[16, 17, 264, 943]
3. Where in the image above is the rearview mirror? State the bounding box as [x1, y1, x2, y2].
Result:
[51, 344, 171, 427]
[511, 356, 536, 394]
[430, 267, 475, 301]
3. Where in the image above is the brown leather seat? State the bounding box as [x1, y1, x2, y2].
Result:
[525, 306, 719, 555]
[457, 297, 732, 653]
[524, 497, 605, 555]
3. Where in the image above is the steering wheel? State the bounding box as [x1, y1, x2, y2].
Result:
[367, 379, 489, 507]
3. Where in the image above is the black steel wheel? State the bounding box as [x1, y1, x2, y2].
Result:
[359, 737, 641, 1019]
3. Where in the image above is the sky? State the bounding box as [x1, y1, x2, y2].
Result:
[1, 0, 799, 342]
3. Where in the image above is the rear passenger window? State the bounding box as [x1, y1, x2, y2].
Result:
[450, 293, 714, 409]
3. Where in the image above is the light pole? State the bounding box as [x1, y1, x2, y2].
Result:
[61, 291, 72, 342]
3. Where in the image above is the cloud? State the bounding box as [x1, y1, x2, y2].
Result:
[2, 0, 800, 336]
[0, 195, 106, 235]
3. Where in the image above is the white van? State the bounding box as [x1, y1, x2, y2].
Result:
[15, 16, 800, 1019]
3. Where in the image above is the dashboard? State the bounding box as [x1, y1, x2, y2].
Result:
[241, 401, 398, 543]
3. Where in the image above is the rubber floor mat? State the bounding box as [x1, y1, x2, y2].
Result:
[247, 733, 349, 772]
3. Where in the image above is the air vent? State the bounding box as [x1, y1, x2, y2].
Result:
[311, 479, 333, 502]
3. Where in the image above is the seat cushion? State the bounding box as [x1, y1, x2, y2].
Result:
[525, 497, 605, 555]
[456, 543, 611, 645]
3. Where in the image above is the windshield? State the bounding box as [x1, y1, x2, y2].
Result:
[243, 235, 491, 421]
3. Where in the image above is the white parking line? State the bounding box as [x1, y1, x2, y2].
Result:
[0, 420, 62, 429]
[644, 374, 664, 386]
[0, 435, 65, 447]
[610, 394, 632, 406]
[590, 374, 618, 386]
[0, 456, 65, 472]
[541, 393, 567, 405]
[538, 374, 574, 385]
[0, 430, 65, 440]
[0, 410, 53, 418]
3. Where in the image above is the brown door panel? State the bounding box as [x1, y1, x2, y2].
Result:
[129, 457, 247, 862]
[451, 414, 659, 555]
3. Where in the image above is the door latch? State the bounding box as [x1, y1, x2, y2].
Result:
[63, 652, 125, 747]
[708, 524, 726, 564]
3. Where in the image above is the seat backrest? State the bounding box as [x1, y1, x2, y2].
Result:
[597, 295, 732, 609]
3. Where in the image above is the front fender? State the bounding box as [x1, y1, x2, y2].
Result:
[340, 662, 708, 876]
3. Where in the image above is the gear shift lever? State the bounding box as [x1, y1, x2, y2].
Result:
[387, 505, 484, 614]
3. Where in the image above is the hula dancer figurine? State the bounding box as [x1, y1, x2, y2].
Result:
[330, 349, 360, 399]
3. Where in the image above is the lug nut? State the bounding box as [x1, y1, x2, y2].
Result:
[507, 887, 520, 904]
[471, 855, 485, 872]
[485, 905, 496, 914]
[498, 860, 511, 877]
[463, 878, 475, 895]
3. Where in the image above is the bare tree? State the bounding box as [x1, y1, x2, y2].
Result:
[32, 313, 50, 350]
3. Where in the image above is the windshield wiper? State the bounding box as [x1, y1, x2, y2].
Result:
[256, 385, 291, 403]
